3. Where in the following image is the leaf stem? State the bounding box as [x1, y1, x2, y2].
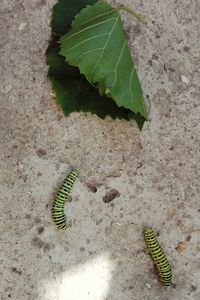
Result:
[118, 5, 148, 25]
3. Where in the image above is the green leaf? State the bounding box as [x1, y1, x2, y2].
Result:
[46, 0, 146, 129]
[47, 39, 142, 122]
[60, 1, 147, 120]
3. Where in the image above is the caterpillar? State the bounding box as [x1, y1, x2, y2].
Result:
[144, 227, 172, 286]
[52, 169, 78, 230]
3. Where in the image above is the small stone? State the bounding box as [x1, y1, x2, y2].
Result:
[19, 22, 27, 31]
[36, 148, 47, 157]
[137, 162, 143, 169]
[11, 267, 22, 275]
[86, 183, 97, 193]
[115, 222, 121, 226]
[175, 241, 186, 253]
[186, 235, 191, 242]
[181, 75, 190, 85]
[103, 189, 120, 203]
[145, 283, 151, 289]
[37, 226, 44, 234]
[183, 46, 190, 52]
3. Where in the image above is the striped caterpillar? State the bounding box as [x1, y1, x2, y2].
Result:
[52, 169, 78, 230]
[144, 227, 172, 286]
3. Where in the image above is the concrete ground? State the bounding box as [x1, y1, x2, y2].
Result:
[0, 0, 200, 299]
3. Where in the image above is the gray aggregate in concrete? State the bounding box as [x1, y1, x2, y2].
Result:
[0, 0, 200, 299]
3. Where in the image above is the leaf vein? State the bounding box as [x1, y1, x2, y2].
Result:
[89, 15, 120, 81]
[111, 40, 126, 88]
[73, 9, 116, 28]
[74, 48, 104, 64]
[62, 18, 117, 42]
[65, 33, 110, 52]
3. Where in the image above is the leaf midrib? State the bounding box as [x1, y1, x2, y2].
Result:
[110, 40, 126, 88]
[88, 15, 120, 81]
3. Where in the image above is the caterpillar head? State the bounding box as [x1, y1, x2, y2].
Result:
[144, 227, 153, 235]
[71, 169, 78, 176]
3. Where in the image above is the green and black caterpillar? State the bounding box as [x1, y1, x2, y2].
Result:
[144, 227, 172, 286]
[52, 169, 78, 230]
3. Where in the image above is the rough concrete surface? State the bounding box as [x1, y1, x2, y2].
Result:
[0, 0, 200, 299]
